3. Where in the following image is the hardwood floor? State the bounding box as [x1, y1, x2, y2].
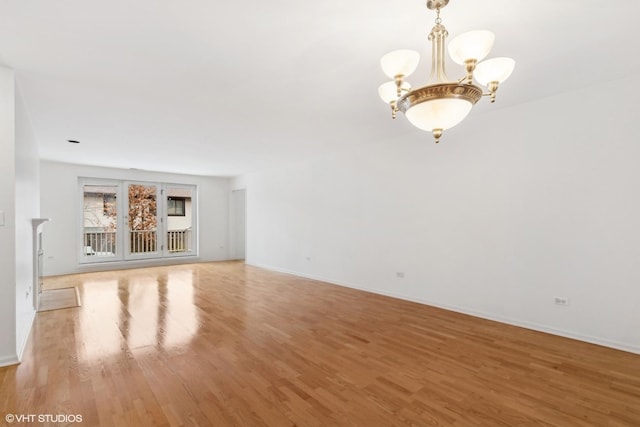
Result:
[1, 261, 639, 426]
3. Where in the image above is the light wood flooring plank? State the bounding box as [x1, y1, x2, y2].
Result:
[1, 261, 639, 426]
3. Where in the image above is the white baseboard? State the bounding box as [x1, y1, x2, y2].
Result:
[45, 256, 239, 277]
[250, 262, 640, 355]
[16, 309, 36, 362]
[0, 354, 20, 368]
[75, 255, 202, 273]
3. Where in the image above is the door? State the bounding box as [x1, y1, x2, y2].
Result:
[79, 179, 198, 264]
[81, 182, 120, 261]
[164, 185, 197, 256]
[125, 182, 161, 260]
[230, 189, 246, 260]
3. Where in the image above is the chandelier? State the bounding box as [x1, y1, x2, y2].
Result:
[378, 0, 515, 143]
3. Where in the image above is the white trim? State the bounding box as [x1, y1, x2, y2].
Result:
[249, 262, 640, 355]
[32, 218, 50, 310]
[0, 354, 20, 368]
[16, 309, 36, 362]
[74, 255, 202, 273]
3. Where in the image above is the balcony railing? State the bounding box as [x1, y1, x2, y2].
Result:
[130, 230, 157, 253]
[167, 229, 192, 252]
[83, 229, 191, 256]
[84, 230, 116, 256]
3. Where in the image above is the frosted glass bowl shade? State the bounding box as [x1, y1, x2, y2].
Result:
[397, 83, 483, 131]
[473, 57, 516, 85]
[380, 50, 420, 79]
[448, 30, 495, 65]
[378, 81, 411, 103]
[404, 98, 474, 131]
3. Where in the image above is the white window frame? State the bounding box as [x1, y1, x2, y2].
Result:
[78, 178, 198, 265]
[78, 178, 123, 263]
[162, 183, 198, 258]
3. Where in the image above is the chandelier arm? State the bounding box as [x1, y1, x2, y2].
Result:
[464, 59, 477, 84]
[486, 81, 500, 103]
[481, 92, 499, 103]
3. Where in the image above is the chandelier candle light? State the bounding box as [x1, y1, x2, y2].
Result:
[378, 0, 515, 143]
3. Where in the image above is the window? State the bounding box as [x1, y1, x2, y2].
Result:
[79, 179, 197, 263]
[167, 197, 186, 216]
[83, 185, 118, 258]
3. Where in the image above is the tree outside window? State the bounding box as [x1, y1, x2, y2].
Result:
[128, 184, 157, 252]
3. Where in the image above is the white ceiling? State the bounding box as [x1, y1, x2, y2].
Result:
[1, 0, 638, 177]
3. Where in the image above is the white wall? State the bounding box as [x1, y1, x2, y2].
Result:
[0, 68, 40, 366]
[0, 67, 18, 366]
[40, 161, 231, 276]
[244, 75, 640, 354]
[14, 84, 40, 359]
[230, 175, 247, 191]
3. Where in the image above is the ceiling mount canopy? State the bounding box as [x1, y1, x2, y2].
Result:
[378, 0, 515, 143]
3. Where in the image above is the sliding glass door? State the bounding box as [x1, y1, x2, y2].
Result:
[81, 183, 120, 260]
[125, 182, 161, 260]
[165, 185, 196, 256]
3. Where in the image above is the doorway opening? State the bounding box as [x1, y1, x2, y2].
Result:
[229, 189, 246, 260]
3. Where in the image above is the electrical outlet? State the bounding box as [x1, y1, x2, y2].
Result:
[554, 296, 569, 306]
